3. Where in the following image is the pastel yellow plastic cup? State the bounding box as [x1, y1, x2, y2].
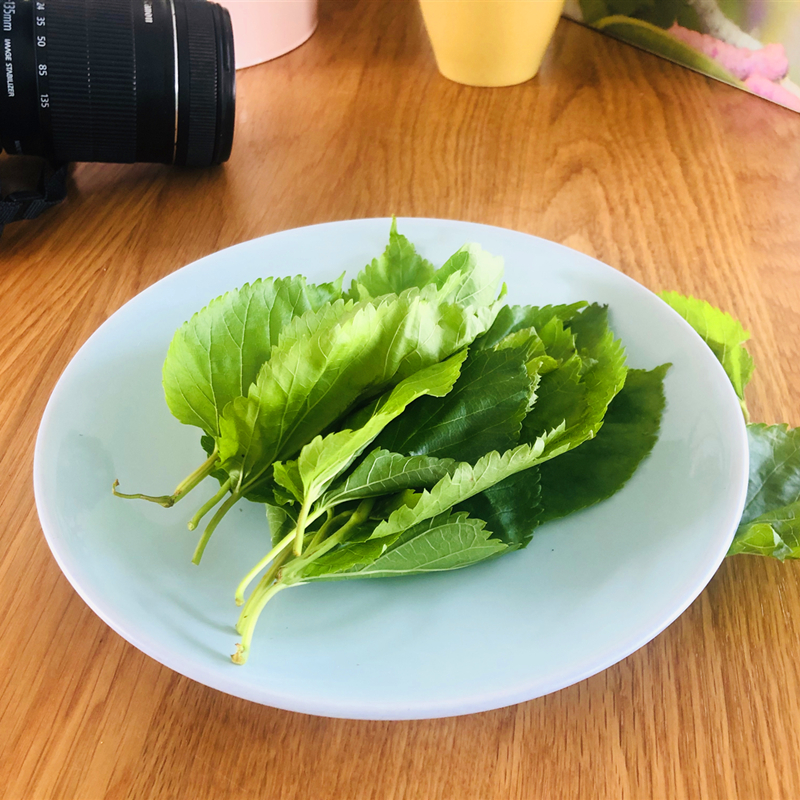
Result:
[419, 0, 565, 87]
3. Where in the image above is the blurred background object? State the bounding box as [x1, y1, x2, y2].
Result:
[218, 0, 318, 69]
[419, 0, 565, 87]
[563, 0, 800, 111]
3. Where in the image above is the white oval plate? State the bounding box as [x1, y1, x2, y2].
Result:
[34, 218, 748, 720]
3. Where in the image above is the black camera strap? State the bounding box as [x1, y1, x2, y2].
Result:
[0, 161, 69, 236]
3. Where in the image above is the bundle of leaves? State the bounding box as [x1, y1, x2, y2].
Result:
[115, 221, 679, 664]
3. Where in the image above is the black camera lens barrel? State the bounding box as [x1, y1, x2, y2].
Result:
[1, 0, 46, 156]
[0, 0, 234, 166]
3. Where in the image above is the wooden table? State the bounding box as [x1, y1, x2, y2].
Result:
[3, 2, 800, 797]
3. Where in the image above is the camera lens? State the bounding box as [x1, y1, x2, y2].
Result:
[0, 0, 235, 166]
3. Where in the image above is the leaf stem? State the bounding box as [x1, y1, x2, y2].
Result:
[191, 489, 241, 565]
[231, 582, 287, 665]
[172, 447, 220, 500]
[187, 478, 232, 531]
[308, 509, 348, 550]
[111, 480, 176, 508]
[234, 529, 294, 606]
[234, 504, 329, 606]
[232, 500, 374, 660]
[112, 448, 220, 508]
[236, 548, 292, 633]
[293, 498, 313, 557]
[283, 498, 375, 583]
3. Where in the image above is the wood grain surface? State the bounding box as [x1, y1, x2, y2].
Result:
[3, 2, 800, 797]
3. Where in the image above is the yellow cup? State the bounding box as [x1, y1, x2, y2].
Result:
[419, 0, 565, 87]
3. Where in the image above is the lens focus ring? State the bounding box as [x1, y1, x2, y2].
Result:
[175, 2, 220, 167]
[47, 0, 137, 163]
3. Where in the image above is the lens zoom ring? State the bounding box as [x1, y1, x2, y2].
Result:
[48, 0, 136, 163]
[87, 2, 137, 162]
[47, 1, 92, 162]
[182, 4, 218, 167]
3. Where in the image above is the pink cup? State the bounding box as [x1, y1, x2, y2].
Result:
[217, 1, 318, 69]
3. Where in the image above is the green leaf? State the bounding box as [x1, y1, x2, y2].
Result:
[729, 501, 800, 560]
[218, 281, 502, 495]
[293, 351, 468, 510]
[456, 468, 542, 548]
[515, 315, 584, 428]
[675, 1, 704, 34]
[321, 449, 455, 507]
[266, 503, 297, 548]
[538, 315, 582, 365]
[348, 218, 436, 300]
[658, 291, 754, 411]
[569, 302, 610, 356]
[269, 480, 297, 507]
[474, 302, 588, 351]
[200, 434, 231, 485]
[275, 298, 356, 351]
[569, 311, 628, 442]
[491, 328, 555, 393]
[523, 356, 585, 438]
[368, 438, 556, 540]
[433, 243, 506, 312]
[593, 17, 745, 88]
[607, 0, 648, 18]
[603, 0, 680, 28]
[538, 365, 670, 523]
[579, 0, 610, 24]
[373, 345, 534, 463]
[636, 0, 679, 30]
[523, 304, 627, 453]
[740, 424, 800, 526]
[295, 511, 509, 582]
[728, 425, 800, 559]
[163, 275, 342, 437]
[272, 460, 304, 503]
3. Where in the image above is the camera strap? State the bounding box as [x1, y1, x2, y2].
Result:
[0, 161, 69, 236]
